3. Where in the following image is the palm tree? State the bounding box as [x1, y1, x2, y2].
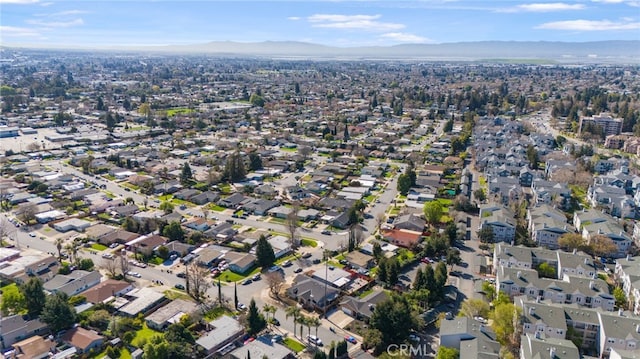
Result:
[285, 306, 301, 338]
[297, 316, 309, 340]
[308, 316, 321, 347]
[64, 243, 74, 263]
[55, 238, 64, 261]
[262, 303, 276, 323]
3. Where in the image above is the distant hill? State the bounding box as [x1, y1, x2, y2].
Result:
[128, 40, 640, 63]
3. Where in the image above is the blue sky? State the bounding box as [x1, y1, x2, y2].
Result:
[1, 0, 639, 48]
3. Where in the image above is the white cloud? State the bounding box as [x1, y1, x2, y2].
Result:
[26, 18, 84, 27]
[379, 32, 432, 43]
[592, 0, 640, 6]
[536, 19, 640, 30]
[287, 16, 301, 21]
[0, 25, 41, 37]
[307, 13, 405, 32]
[498, 2, 585, 12]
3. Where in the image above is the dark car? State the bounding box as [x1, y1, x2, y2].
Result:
[176, 272, 186, 278]
[312, 258, 321, 264]
[302, 252, 312, 259]
[174, 284, 185, 290]
[272, 318, 280, 326]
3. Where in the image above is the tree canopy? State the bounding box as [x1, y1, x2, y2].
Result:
[256, 235, 276, 268]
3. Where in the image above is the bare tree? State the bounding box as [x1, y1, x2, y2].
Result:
[0, 217, 15, 247]
[119, 251, 130, 278]
[26, 142, 41, 152]
[185, 263, 211, 303]
[265, 271, 285, 299]
[102, 258, 118, 278]
[298, 146, 312, 161]
[286, 202, 301, 250]
[18, 203, 37, 225]
[375, 212, 386, 233]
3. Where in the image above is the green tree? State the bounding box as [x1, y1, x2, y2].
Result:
[285, 306, 301, 338]
[180, 162, 193, 185]
[445, 221, 459, 245]
[362, 328, 384, 353]
[164, 322, 195, 344]
[157, 245, 170, 260]
[20, 277, 46, 316]
[249, 93, 265, 107]
[613, 287, 627, 309]
[478, 226, 495, 243]
[255, 235, 276, 268]
[78, 258, 94, 271]
[224, 151, 247, 183]
[105, 111, 116, 131]
[526, 144, 539, 170]
[482, 281, 496, 302]
[397, 174, 411, 195]
[142, 336, 169, 359]
[460, 298, 490, 319]
[491, 302, 521, 349]
[246, 299, 267, 336]
[423, 201, 443, 228]
[248, 153, 263, 171]
[159, 201, 174, 214]
[162, 221, 185, 242]
[369, 294, 421, 347]
[1, 287, 26, 315]
[436, 347, 459, 359]
[536, 262, 555, 279]
[40, 292, 77, 333]
[558, 233, 587, 252]
[377, 258, 388, 284]
[413, 267, 425, 290]
[474, 189, 486, 202]
[446, 248, 462, 270]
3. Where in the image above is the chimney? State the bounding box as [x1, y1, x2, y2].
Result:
[627, 254, 631, 261]
[590, 281, 596, 290]
[550, 347, 557, 358]
[529, 307, 535, 316]
[517, 271, 522, 279]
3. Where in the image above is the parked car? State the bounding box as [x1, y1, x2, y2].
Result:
[237, 303, 247, 311]
[242, 279, 253, 285]
[307, 335, 323, 346]
[294, 267, 303, 273]
[302, 252, 312, 259]
[177, 272, 186, 278]
[28, 232, 36, 237]
[252, 273, 261, 281]
[321, 230, 332, 235]
[174, 284, 185, 290]
[409, 334, 420, 342]
[282, 260, 292, 267]
[345, 336, 357, 344]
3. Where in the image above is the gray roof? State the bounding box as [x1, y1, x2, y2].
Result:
[520, 332, 579, 359]
[229, 336, 293, 359]
[598, 311, 640, 342]
[196, 316, 244, 351]
[145, 298, 197, 327]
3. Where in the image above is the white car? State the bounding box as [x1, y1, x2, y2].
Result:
[28, 232, 36, 237]
[127, 271, 142, 278]
[237, 303, 247, 311]
[307, 335, 323, 346]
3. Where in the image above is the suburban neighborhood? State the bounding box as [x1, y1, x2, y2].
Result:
[0, 49, 639, 359]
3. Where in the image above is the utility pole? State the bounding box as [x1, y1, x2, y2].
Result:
[323, 249, 329, 319]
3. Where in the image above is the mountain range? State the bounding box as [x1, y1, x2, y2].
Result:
[125, 40, 640, 63]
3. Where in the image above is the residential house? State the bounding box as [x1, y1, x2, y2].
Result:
[224, 252, 256, 274]
[614, 256, 640, 315]
[197, 248, 224, 267]
[597, 311, 640, 358]
[520, 332, 580, 359]
[267, 235, 292, 259]
[43, 270, 102, 296]
[479, 204, 516, 243]
[515, 296, 567, 340]
[146, 298, 198, 330]
[243, 199, 280, 216]
[204, 222, 237, 241]
[125, 234, 168, 256]
[0, 315, 47, 350]
[61, 327, 104, 354]
[10, 335, 56, 359]
[164, 241, 195, 258]
[217, 192, 247, 208]
[340, 290, 389, 322]
[196, 316, 245, 359]
[382, 228, 422, 248]
[531, 179, 571, 210]
[344, 251, 375, 271]
[229, 337, 295, 359]
[287, 275, 340, 312]
[116, 287, 167, 317]
[190, 191, 220, 205]
[393, 213, 425, 232]
[439, 317, 500, 359]
[79, 279, 133, 304]
[527, 204, 572, 249]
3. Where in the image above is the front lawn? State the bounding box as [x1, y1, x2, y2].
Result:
[301, 238, 318, 248]
[92, 348, 132, 359]
[209, 204, 226, 212]
[164, 289, 192, 301]
[283, 337, 306, 352]
[91, 243, 108, 251]
[131, 323, 162, 348]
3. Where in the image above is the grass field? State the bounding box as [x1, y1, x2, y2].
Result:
[166, 107, 194, 117]
[92, 348, 132, 359]
[131, 323, 162, 348]
[163, 289, 192, 301]
[283, 337, 306, 352]
[209, 204, 226, 212]
[91, 243, 108, 251]
[301, 238, 318, 248]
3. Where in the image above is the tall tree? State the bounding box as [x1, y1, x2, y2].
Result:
[185, 263, 211, 303]
[255, 235, 276, 268]
[589, 235, 618, 258]
[423, 201, 443, 228]
[224, 151, 247, 183]
[20, 277, 46, 316]
[369, 294, 421, 347]
[285, 306, 301, 338]
[248, 153, 263, 171]
[286, 204, 301, 249]
[40, 292, 76, 333]
[246, 299, 267, 335]
[558, 233, 587, 252]
[180, 162, 193, 184]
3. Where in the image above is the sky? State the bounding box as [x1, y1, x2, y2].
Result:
[1, 0, 639, 48]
